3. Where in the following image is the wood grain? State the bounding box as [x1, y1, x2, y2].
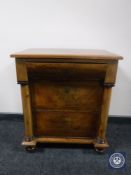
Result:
[30, 81, 103, 110]
[21, 85, 33, 140]
[11, 48, 123, 60]
[27, 63, 107, 81]
[11, 48, 123, 151]
[33, 110, 99, 137]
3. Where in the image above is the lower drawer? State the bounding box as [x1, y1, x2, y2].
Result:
[33, 110, 99, 138]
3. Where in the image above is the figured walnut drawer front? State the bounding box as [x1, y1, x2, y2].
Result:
[33, 110, 99, 137]
[27, 63, 107, 81]
[30, 81, 103, 110]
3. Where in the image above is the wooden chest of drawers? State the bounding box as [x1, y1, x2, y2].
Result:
[11, 49, 123, 152]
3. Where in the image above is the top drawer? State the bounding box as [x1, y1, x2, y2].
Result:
[27, 63, 107, 81]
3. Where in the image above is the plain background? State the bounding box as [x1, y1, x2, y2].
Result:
[0, 0, 130, 116]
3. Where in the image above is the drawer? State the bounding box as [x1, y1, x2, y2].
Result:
[33, 110, 99, 137]
[27, 63, 107, 81]
[30, 81, 103, 110]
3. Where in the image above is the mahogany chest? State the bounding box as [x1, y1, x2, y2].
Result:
[11, 49, 123, 152]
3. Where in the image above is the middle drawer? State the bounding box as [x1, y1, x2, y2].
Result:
[30, 80, 103, 111]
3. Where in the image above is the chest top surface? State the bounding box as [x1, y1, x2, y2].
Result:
[10, 48, 123, 61]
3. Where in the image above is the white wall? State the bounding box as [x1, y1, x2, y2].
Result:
[0, 0, 131, 115]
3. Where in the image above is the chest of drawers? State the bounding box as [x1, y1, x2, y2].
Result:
[11, 49, 123, 152]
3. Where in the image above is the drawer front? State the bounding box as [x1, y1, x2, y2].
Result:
[33, 110, 99, 137]
[27, 63, 107, 81]
[28, 62, 104, 138]
[30, 81, 103, 110]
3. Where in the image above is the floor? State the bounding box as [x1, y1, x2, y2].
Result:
[0, 115, 131, 175]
